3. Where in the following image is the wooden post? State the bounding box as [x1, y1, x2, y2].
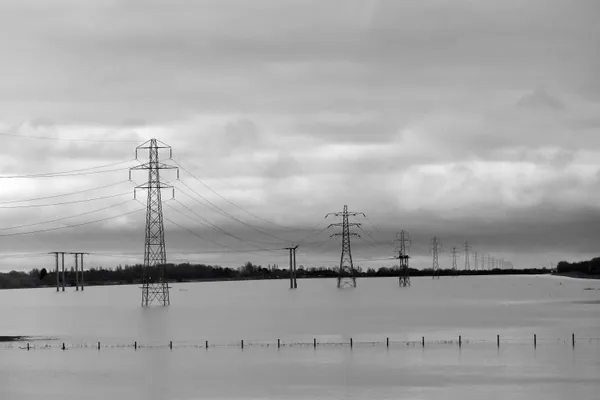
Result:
[241, 340, 244, 349]
[169, 341, 172, 350]
[61, 253, 65, 292]
[497, 335, 500, 348]
[350, 338, 353, 348]
[313, 338, 316, 349]
[134, 341, 137, 350]
[534, 334, 537, 348]
[386, 337, 389, 348]
[81, 253, 85, 291]
[422, 337, 425, 347]
[277, 339, 280, 349]
[27, 343, 30, 351]
[459, 335, 462, 347]
[205, 340, 208, 349]
[572, 333, 575, 347]
[98, 341, 100, 350]
[75, 253, 79, 291]
[62, 343, 65, 351]
[55, 253, 59, 292]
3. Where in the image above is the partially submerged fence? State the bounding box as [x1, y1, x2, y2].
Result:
[2, 333, 599, 352]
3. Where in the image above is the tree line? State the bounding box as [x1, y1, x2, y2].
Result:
[0, 260, 556, 290]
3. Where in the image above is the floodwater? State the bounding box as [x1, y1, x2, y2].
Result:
[0, 275, 599, 399]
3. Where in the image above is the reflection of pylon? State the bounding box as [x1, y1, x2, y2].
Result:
[394, 231, 411, 287]
[431, 237, 441, 279]
[130, 139, 179, 306]
[451, 246, 459, 277]
[326, 205, 364, 288]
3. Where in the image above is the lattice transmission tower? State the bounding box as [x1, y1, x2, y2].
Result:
[464, 241, 471, 271]
[130, 139, 179, 306]
[473, 251, 478, 271]
[451, 246, 459, 277]
[394, 230, 411, 287]
[326, 205, 364, 288]
[431, 236, 441, 279]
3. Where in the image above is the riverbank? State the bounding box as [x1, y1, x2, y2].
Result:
[553, 271, 600, 280]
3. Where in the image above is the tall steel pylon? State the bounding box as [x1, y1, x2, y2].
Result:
[473, 251, 478, 271]
[451, 246, 459, 277]
[464, 241, 471, 271]
[130, 139, 179, 307]
[431, 236, 441, 279]
[394, 231, 411, 287]
[326, 205, 364, 288]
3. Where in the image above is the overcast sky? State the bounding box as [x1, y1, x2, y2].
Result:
[0, 0, 599, 272]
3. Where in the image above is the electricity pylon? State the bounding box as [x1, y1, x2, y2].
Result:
[473, 251, 478, 271]
[284, 245, 298, 289]
[326, 205, 364, 288]
[130, 139, 179, 306]
[464, 241, 471, 271]
[488, 255, 493, 270]
[394, 231, 411, 287]
[431, 236, 441, 279]
[451, 246, 459, 277]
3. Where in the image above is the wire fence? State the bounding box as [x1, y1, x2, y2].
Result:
[2, 334, 600, 352]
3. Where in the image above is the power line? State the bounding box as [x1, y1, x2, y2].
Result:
[0, 200, 133, 231]
[163, 215, 281, 256]
[0, 131, 141, 144]
[0, 192, 130, 209]
[173, 158, 308, 231]
[173, 180, 290, 243]
[0, 206, 143, 237]
[163, 201, 279, 252]
[0, 159, 137, 179]
[0, 180, 130, 205]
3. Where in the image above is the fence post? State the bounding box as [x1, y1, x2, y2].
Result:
[313, 338, 316, 349]
[205, 340, 208, 349]
[277, 339, 280, 349]
[534, 334, 537, 348]
[497, 335, 500, 348]
[98, 341, 100, 350]
[386, 337, 389, 348]
[459, 335, 462, 348]
[27, 343, 30, 351]
[422, 337, 425, 348]
[572, 333, 575, 348]
[62, 343, 66, 351]
[134, 341, 137, 350]
[169, 341, 172, 350]
[241, 340, 244, 349]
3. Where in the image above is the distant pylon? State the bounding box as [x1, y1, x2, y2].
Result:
[473, 251, 478, 271]
[431, 236, 441, 279]
[488, 255, 493, 270]
[451, 246, 459, 277]
[394, 231, 411, 287]
[464, 241, 471, 271]
[130, 139, 179, 307]
[326, 205, 364, 288]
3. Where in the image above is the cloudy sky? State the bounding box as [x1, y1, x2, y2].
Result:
[0, 0, 599, 272]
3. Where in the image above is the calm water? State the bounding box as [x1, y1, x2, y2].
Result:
[0, 275, 599, 399]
